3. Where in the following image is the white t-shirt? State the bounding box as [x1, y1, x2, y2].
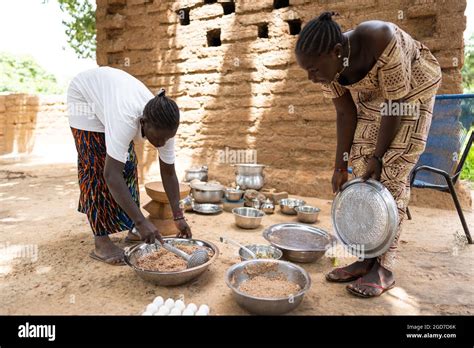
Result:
[67, 67, 175, 164]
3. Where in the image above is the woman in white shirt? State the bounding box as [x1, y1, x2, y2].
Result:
[67, 67, 191, 265]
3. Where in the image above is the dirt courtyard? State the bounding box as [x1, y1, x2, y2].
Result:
[0, 159, 473, 315]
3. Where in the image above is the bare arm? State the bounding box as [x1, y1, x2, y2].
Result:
[362, 100, 403, 181]
[104, 154, 162, 243]
[333, 91, 358, 169]
[159, 158, 181, 215]
[331, 91, 358, 193]
[160, 158, 192, 238]
[104, 155, 145, 224]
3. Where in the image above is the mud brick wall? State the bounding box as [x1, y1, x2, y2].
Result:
[0, 94, 76, 162]
[0, 94, 40, 155]
[95, 0, 469, 208]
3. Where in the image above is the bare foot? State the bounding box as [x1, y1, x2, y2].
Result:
[326, 258, 376, 282]
[346, 260, 395, 297]
[93, 235, 124, 265]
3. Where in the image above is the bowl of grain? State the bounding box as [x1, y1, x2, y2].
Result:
[124, 238, 219, 286]
[225, 259, 311, 315]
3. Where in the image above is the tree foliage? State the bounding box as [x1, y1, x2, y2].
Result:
[462, 33, 474, 93]
[56, 0, 96, 59]
[0, 52, 64, 94]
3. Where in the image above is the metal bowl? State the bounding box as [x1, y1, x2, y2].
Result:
[225, 188, 244, 202]
[232, 207, 265, 229]
[239, 244, 283, 261]
[124, 238, 219, 286]
[279, 198, 306, 215]
[225, 259, 311, 315]
[263, 223, 334, 263]
[295, 205, 320, 224]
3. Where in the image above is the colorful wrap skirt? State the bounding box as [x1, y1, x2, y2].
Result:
[70, 127, 140, 236]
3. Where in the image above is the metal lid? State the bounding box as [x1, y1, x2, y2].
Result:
[190, 182, 224, 191]
[331, 178, 399, 258]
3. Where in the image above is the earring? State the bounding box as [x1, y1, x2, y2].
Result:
[338, 54, 342, 58]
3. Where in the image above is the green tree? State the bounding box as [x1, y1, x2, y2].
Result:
[460, 34, 474, 183]
[0, 52, 64, 94]
[56, 0, 96, 59]
[462, 33, 474, 93]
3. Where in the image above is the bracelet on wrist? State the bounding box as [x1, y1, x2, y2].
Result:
[173, 209, 185, 221]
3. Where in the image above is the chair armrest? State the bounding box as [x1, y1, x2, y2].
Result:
[410, 165, 451, 187]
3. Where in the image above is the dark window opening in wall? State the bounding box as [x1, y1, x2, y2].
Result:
[273, 0, 289, 9]
[207, 29, 221, 47]
[177, 8, 190, 25]
[204, 0, 217, 4]
[287, 19, 301, 35]
[257, 23, 269, 38]
[222, 1, 235, 15]
[107, 3, 126, 15]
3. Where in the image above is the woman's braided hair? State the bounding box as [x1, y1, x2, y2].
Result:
[143, 88, 180, 130]
[295, 11, 344, 55]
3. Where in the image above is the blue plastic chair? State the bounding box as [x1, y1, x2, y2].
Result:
[408, 94, 473, 244]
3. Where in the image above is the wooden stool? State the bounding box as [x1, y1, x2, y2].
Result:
[144, 181, 190, 236]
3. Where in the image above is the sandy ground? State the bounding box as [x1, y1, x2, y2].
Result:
[0, 160, 473, 315]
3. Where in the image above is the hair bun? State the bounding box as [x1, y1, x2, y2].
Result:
[157, 88, 166, 97]
[318, 11, 339, 21]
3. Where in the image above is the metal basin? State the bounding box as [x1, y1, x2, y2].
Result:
[232, 207, 264, 229]
[279, 198, 306, 215]
[295, 205, 320, 223]
[263, 223, 334, 263]
[239, 244, 283, 261]
[124, 238, 219, 286]
[225, 259, 311, 315]
[225, 188, 244, 202]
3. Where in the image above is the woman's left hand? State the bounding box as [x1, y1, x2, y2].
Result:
[362, 157, 382, 181]
[175, 218, 192, 239]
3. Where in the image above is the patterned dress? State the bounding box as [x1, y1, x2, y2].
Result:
[322, 24, 442, 271]
[71, 128, 140, 236]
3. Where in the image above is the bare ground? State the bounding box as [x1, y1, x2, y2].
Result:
[0, 160, 472, 315]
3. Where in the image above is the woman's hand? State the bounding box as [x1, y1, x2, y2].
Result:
[175, 218, 192, 239]
[332, 169, 348, 194]
[362, 157, 382, 181]
[135, 218, 164, 244]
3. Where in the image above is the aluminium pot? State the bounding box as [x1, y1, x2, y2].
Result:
[184, 165, 208, 182]
[234, 164, 265, 190]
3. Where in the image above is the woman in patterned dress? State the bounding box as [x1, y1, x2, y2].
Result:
[295, 12, 441, 297]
